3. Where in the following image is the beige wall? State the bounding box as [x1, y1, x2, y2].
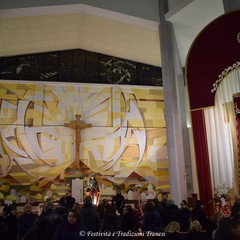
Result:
[0, 6, 161, 66]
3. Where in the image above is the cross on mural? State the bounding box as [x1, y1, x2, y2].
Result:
[64, 114, 92, 168]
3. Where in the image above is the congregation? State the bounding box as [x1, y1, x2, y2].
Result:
[1, 191, 240, 240]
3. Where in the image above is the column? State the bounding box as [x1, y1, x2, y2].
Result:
[158, 0, 193, 204]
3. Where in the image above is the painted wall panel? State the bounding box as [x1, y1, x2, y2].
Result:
[0, 81, 168, 202]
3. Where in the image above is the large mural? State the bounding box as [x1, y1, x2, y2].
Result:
[0, 81, 168, 203]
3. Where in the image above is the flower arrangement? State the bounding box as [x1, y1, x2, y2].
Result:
[212, 184, 231, 216]
[214, 184, 230, 199]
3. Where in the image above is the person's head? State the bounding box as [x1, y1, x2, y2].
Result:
[144, 201, 154, 212]
[180, 200, 188, 208]
[166, 199, 175, 206]
[59, 197, 66, 207]
[165, 221, 180, 233]
[140, 201, 146, 208]
[72, 203, 81, 213]
[106, 204, 117, 215]
[212, 212, 224, 227]
[194, 200, 204, 210]
[96, 202, 106, 217]
[190, 220, 202, 232]
[65, 190, 71, 197]
[83, 195, 92, 206]
[2, 205, 12, 216]
[152, 198, 160, 206]
[67, 209, 80, 225]
[44, 201, 54, 211]
[102, 199, 110, 208]
[115, 188, 122, 195]
[45, 197, 52, 202]
[24, 203, 33, 214]
[215, 218, 240, 240]
[162, 192, 168, 200]
[89, 173, 95, 180]
[140, 201, 146, 212]
[123, 205, 133, 214]
[234, 195, 240, 204]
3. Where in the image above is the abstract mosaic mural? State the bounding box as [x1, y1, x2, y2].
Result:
[0, 81, 168, 202]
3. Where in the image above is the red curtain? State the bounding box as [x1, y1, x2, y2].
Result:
[191, 110, 213, 217]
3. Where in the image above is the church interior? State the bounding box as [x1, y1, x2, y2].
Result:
[0, 0, 240, 219]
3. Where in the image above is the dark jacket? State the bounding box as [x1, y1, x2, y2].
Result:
[121, 212, 138, 232]
[141, 210, 163, 232]
[17, 212, 38, 239]
[111, 194, 125, 215]
[191, 208, 210, 231]
[79, 204, 101, 232]
[162, 204, 182, 227]
[0, 217, 12, 240]
[231, 202, 240, 220]
[60, 196, 76, 210]
[180, 207, 191, 232]
[53, 221, 89, 240]
[2, 213, 18, 240]
[100, 214, 122, 234]
[55, 206, 68, 219]
[22, 209, 63, 240]
[185, 231, 210, 240]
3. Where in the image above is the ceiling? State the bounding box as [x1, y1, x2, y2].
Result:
[167, 0, 224, 66]
[0, 0, 225, 67]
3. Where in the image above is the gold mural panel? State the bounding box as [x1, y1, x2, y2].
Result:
[43, 84, 112, 127]
[0, 83, 44, 126]
[0, 81, 169, 202]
